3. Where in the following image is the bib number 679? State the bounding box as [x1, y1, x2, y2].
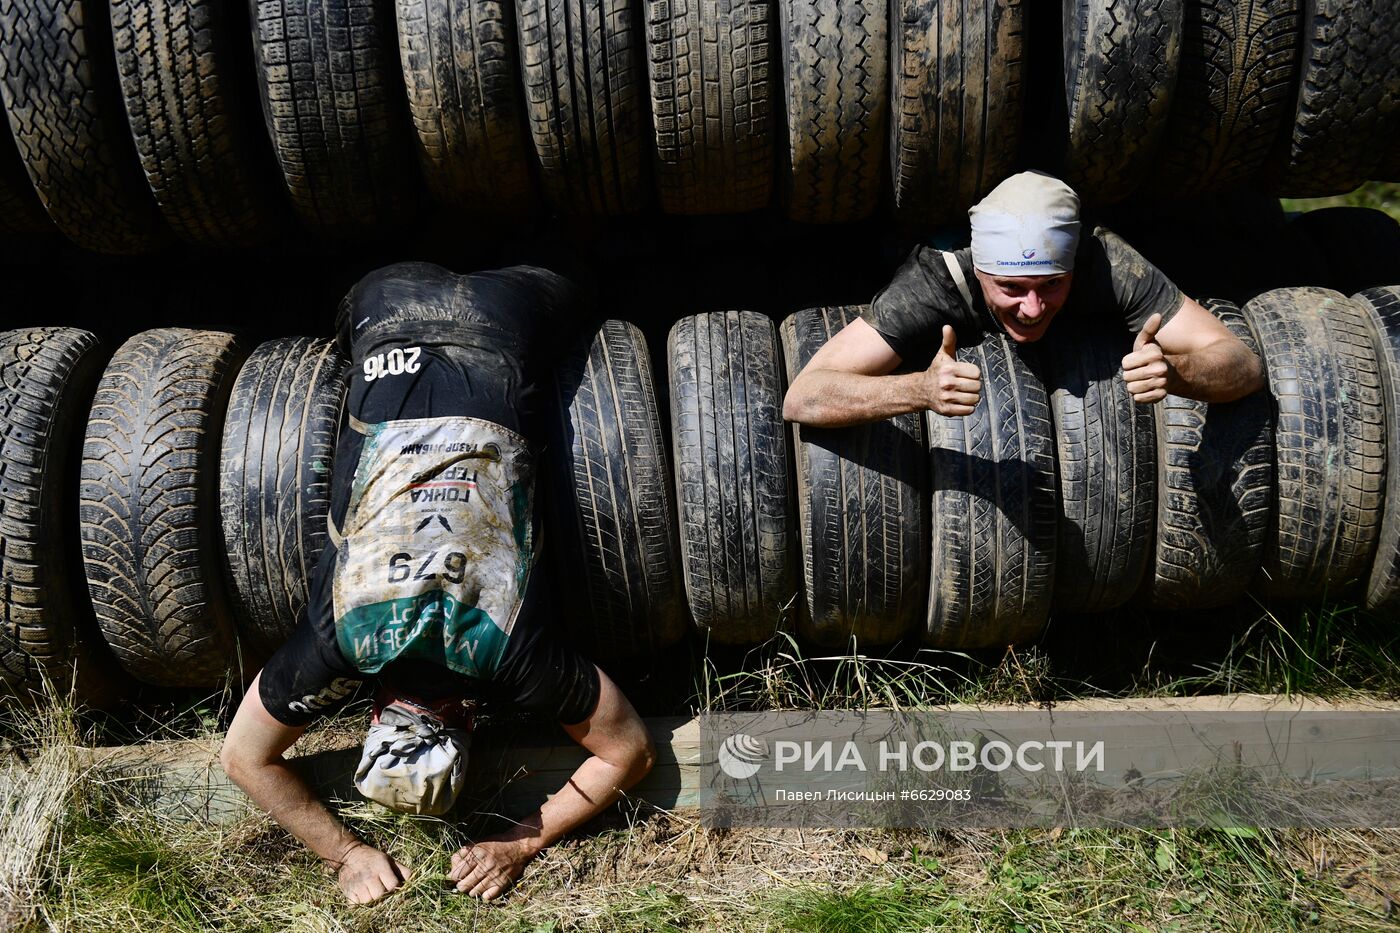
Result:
[387, 550, 467, 584]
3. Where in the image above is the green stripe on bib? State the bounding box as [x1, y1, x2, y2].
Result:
[336, 589, 510, 678]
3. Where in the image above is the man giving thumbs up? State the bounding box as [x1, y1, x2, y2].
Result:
[783, 171, 1264, 428]
[1122, 312, 1169, 404]
[929, 325, 983, 416]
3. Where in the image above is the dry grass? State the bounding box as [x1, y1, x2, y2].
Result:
[0, 698, 80, 929]
[22, 792, 1400, 931]
[8, 596, 1400, 930]
[8, 712, 1398, 933]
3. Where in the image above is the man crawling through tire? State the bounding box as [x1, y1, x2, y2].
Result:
[221, 262, 654, 905]
[783, 171, 1266, 423]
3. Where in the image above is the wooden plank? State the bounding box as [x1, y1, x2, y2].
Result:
[80, 717, 704, 822]
[73, 698, 1400, 824]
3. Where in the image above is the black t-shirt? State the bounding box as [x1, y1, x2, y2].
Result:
[259, 262, 601, 728]
[863, 227, 1185, 369]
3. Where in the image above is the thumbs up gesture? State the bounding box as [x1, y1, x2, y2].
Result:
[924, 325, 982, 417]
[1122, 312, 1170, 404]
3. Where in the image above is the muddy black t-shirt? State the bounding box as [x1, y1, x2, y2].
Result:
[259, 262, 601, 728]
[862, 227, 1184, 370]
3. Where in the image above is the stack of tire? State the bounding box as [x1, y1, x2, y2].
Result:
[1, 0, 1398, 249]
[0, 329, 347, 700]
[5, 276, 1400, 698]
[694, 282, 1400, 647]
[550, 283, 1400, 659]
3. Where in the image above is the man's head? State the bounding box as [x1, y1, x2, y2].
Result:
[354, 691, 474, 815]
[968, 172, 1081, 344]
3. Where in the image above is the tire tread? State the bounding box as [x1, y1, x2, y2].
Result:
[80, 328, 245, 687]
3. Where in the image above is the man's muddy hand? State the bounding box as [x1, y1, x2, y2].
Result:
[338, 842, 411, 904]
[925, 325, 982, 417]
[1122, 312, 1171, 404]
[449, 835, 540, 901]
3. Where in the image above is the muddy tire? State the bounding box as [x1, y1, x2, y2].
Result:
[1242, 287, 1385, 598]
[780, 306, 926, 647]
[777, 0, 887, 223]
[111, 0, 283, 246]
[1058, 0, 1183, 205]
[0, 329, 112, 701]
[220, 338, 347, 656]
[1146, 299, 1273, 608]
[518, 0, 647, 214]
[1265, 0, 1400, 197]
[80, 329, 246, 687]
[1152, 0, 1301, 196]
[251, 0, 417, 234]
[1291, 207, 1400, 298]
[396, 0, 534, 217]
[925, 330, 1056, 648]
[0, 0, 165, 252]
[1352, 287, 1400, 612]
[668, 312, 795, 646]
[891, 0, 1025, 225]
[547, 320, 687, 662]
[645, 0, 775, 213]
[1043, 317, 1156, 612]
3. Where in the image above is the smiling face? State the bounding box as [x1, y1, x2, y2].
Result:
[974, 269, 1073, 343]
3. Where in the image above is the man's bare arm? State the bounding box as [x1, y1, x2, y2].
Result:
[783, 317, 982, 427]
[221, 673, 410, 904]
[1121, 298, 1266, 404]
[447, 667, 654, 900]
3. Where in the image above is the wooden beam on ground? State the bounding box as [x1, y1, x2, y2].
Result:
[72, 695, 1400, 824]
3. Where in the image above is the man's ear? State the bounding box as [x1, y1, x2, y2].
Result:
[973, 268, 995, 304]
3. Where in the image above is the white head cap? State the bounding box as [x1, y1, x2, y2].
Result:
[354, 698, 471, 815]
[969, 171, 1082, 275]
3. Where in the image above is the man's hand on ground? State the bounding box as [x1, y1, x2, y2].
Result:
[925, 325, 982, 417]
[1122, 312, 1171, 404]
[448, 835, 539, 901]
[443, 666, 650, 904]
[337, 843, 411, 904]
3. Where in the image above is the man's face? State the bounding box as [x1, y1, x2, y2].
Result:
[974, 270, 1073, 343]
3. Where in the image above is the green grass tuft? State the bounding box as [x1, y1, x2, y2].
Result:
[1282, 181, 1400, 223]
[1161, 601, 1400, 700]
[58, 816, 216, 928]
[689, 598, 1400, 715]
[770, 880, 970, 932]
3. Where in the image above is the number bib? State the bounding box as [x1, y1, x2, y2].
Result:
[331, 416, 534, 679]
